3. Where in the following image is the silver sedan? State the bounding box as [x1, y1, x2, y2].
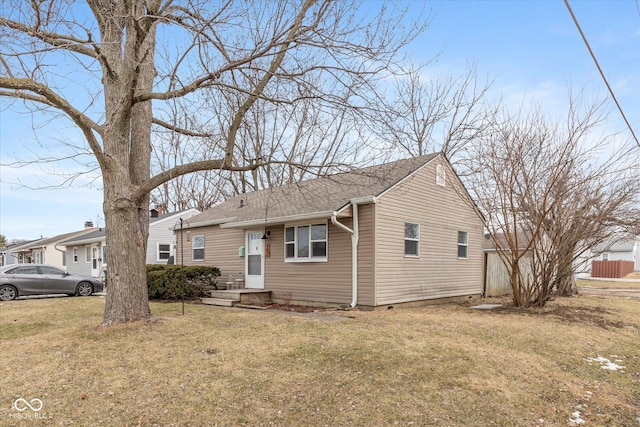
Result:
[0, 264, 104, 301]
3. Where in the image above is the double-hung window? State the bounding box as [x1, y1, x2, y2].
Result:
[73, 248, 78, 263]
[285, 223, 327, 262]
[457, 231, 468, 259]
[404, 222, 420, 257]
[157, 243, 172, 261]
[192, 235, 205, 261]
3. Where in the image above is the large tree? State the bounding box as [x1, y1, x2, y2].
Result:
[0, 0, 424, 325]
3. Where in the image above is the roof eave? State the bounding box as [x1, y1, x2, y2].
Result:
[179, 217, 238, 230]
[220, 211, 337, 229]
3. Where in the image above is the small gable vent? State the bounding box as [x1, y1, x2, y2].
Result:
[436, 164, 446, 187]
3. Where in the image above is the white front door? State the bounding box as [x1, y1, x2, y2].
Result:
[245, 231, 264, 289]
[91, 245, 101, 277]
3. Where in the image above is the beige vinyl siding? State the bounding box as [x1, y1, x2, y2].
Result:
[265, 220, 353, 305]
[179, 225, 244, 279]
[375, 158, 484, 305]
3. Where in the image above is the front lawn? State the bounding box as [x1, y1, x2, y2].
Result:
[0, 295, 638, 426]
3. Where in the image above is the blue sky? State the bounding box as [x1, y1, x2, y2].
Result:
[1, 0, 638, 241]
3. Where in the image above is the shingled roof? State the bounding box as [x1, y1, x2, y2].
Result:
[188, 153, 440, 228]
[592, 236, 638, 253]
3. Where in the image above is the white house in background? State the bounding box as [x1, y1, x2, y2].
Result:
[58, 209, 200, 277]
[146, 208, 200, 264]
[591, 236, 640, 272]
[575, 236, 640, 277]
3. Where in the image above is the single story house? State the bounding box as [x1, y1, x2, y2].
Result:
[58, 209, 200, 277]
[1, 226, 96, 269]
[58, 228, 107, 277]
[179, 153, 485, 309]
[591, 236, 639, 272]
[0, 239, 39, 266]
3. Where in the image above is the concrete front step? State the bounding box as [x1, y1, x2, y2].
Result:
[210, 289, 272, 306]
[201, 297, 237, 307]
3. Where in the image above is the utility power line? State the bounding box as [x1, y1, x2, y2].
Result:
[564, 0, 640, 149]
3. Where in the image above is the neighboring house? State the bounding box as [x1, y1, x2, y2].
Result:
[591, 236, 640, 272]
[1, 227, 96, 269]
[178, 153, 485, 309]
[58, 228, 107, 277]
[0, 240, 39, 266]
[146, 208, 200, 265]
[59, 209, 200, 277]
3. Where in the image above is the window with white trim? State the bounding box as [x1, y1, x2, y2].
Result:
[192, 235, 205, 261]
[157, 243, 172, 261]
[404, 222, 420, 257]
[85, 246, 91, 262]
[285, 223, 327, 262]
[73, 247, 78, 263]
[602, 253, 609, 261]
[457, 231, 468, 259]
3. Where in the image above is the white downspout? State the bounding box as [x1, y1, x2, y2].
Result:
[332, 197, 373, 309]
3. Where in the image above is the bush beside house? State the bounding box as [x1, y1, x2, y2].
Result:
[146, 265, 221, 300]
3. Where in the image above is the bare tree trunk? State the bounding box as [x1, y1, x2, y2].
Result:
[99, 0, 156, 325]
[556, 276, 578, 297]
[510, 260, 523, 307]
[102, 199, 152, 325]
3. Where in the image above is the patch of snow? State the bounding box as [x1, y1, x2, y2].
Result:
[570, 411, 586, 424]
[585, 356, 625, 372]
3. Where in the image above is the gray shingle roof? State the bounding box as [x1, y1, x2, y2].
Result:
[189, 154, 439, 228]
[58, 229, 106, 245]
[20, 229, 97, 249]
[592, 237, 638, 253]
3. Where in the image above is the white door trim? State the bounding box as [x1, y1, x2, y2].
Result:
[245, 231, 265, 289]
[91, 245, 101, 277]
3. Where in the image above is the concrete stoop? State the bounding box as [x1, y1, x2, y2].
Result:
[201, 289, 272, 308]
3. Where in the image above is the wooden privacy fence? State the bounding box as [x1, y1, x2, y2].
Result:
[484, 252, 534, 297]
[591, 260, 634, 278]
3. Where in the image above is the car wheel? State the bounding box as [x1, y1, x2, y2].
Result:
[76, 282, 94, 297]
[0, 285, 18, 301]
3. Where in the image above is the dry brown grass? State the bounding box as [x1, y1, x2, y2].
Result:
[1, 294, 639, 426]
[577, 278, 640, 289]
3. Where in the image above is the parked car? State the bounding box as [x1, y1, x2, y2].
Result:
[0, 264, 104, 301]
